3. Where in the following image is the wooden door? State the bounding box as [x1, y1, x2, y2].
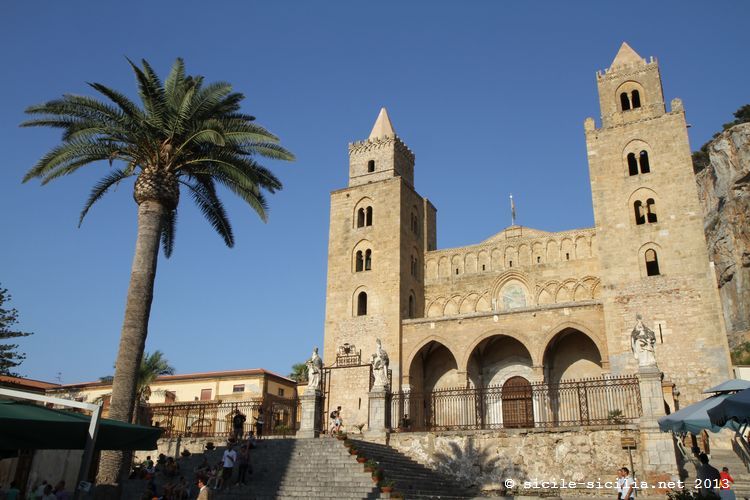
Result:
[502, 376, 534, 428]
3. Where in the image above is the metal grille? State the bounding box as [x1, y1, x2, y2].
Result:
[390, 375, 641, 432]
[149, 395, 299, 438]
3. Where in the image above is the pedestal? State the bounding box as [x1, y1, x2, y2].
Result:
[365, 388, 389, 442]
[637, 366, 679, 493]
[299, 390, 322, 439]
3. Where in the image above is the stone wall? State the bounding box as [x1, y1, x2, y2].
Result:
[695, 123, 750, 346]
[388, 426, 642, 495]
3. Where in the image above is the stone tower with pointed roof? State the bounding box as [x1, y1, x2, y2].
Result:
[323, 108, 435, 426]
[585, 43, 731, 402]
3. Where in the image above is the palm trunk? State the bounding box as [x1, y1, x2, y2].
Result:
[97, 199, 166, 485]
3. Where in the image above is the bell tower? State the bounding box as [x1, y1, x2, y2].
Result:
[585, 43, 731, 403]
[323, 108, 435, 425]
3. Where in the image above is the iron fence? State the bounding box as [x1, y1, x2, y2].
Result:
[149, 395, 299, 439]
[390, 375, 641, 431]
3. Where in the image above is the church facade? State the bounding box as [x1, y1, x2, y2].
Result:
[321, 43, 733, 430]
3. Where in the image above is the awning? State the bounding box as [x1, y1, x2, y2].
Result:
[658, 393, 739, 434]
[0, 400, 162, 451]
[703, 379, 750, 394]
[708, 388, 750, 427]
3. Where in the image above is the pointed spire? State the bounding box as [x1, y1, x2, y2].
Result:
[610, 42, 645, 69]
[368, 107, 396, 139]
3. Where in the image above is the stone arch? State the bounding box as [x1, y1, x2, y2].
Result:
[546, 239, 559, 262]
[352, 239, 373, 272]
[451, 254, 464, 276]
[351, 285, 371, 317]
[575, 236, 591, 259]
[438, 256, 450, 278]
[478, 250, 490, 272]
[459, 293, 480, 314]
[426, 258, 438, 280]
[490, 271, 532, 302]
[555, 279, 577, 303]
[532, 242, 544, 265]
[460, 328, 538, 373]
[426, 297, 445, 318]
[615, 81, 646, 111]
[536, 321, 607, 377]
[628, 187, 660, 226]
[542, 327, 604, 384]
[622, 139, 653, 176]
[504, 246, 517, 268]
[573, 283, 590, 301]
[560, 238, 574, 261]
[465, 253, 477, 274]
[491, 248, 503, 271]
[475, 292, 491, 312]
[638, 241, 664, 277]
[352, 197, 374, 228]
[536, 281, 558, 305]
[406, 338, 462, 392]
[518, 244, 531, 267]
[443, 295, 461, 316]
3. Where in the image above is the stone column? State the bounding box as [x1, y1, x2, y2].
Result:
[637, 365, 679, 493]
[299, 390, 322, 439]
[365, 387, 390, 442]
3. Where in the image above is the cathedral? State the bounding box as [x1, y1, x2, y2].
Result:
[321, 42, 733, 431]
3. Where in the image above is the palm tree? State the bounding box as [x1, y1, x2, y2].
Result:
[289, 362, 308, 383]
[136, 350, 175, 402]
[22, 58, 293, 483]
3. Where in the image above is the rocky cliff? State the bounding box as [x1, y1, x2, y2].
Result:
[695, 122, 750, 347]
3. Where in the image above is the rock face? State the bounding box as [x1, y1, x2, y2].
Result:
[695, 123, 750, 346]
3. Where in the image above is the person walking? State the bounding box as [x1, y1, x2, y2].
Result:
[237, 444, 251, 485]
[231, 409, 246, 441]
[4, 481, 20, 500]
[254, 408, 265, 439]
[720, 466, 736, 500]
[621, 467, 635, 500]
[221, 444, 237, 489]
[615, 468, 625, 500]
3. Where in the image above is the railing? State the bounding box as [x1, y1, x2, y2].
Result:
[390, 375, 641, 431]
[149, 396, 299, 439]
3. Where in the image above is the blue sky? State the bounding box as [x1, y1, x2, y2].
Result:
[1, 1, 747, 384]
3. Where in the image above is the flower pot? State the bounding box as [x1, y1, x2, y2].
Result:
[364, 466, 373, 473]
[381, 487, 393, 493]
[356, 457, 367, 463]
[349, 449, 358, 455]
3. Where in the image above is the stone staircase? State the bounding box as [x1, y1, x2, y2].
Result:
[123, 436, 473, 499]
[349, 439, 477, 499]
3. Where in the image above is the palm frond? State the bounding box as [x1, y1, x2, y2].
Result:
[180, 177, 234, 246]
[161, 207, 177, 257]
[87, 82, 145, 121]
[79, 168, 132, 225]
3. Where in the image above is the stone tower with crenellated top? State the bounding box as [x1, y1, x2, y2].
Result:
[584, 42, 732, 403]
[322, 108, 436, 427]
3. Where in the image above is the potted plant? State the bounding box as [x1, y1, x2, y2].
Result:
[349, 447, 358, 455]
[205, 442, 215, 451]
[380, 479, 395, 493]
[336, 430, 347, 440]
[363, 459, 377, 473]
[356, 453, 368, 464]
[389, 492, 404, 499]
[372, 468, 384, 482]
[354, 423, 365, 434]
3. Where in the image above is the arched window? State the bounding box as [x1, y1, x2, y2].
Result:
[411, 256, 418, 278]
[408, 293, 415, 318]
[367, 160, 375, 173]
[639, 151, 650, 174]
[357, 292, 368, 316]
[364, 249, 372, 271]
[620, 92, 631, 111]
[355, 251, 364, 272]
[645, 249, 660, 276]
[357, 208, 365, 228]
[411, 212, 419, 236]
[631, 90, 641, 109]
[646, 198, 657, 223]
[627, 153, 638, 176]
[634, 200, 645, 225]
[365, 206, 373, 226]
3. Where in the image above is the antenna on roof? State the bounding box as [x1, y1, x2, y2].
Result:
[510, 194, 517, 226]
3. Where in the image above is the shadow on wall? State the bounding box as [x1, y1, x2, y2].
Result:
[431, 437, 528, 494]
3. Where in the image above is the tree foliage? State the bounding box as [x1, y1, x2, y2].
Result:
[692, 104, 750, 173]
[289, 362, 308, 383]
[0, 285, 34, 376]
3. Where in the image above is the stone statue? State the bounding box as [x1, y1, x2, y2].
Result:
[631, 314, 657, 368]
[306, 347, 323, 391]
[370, 338, 390, 389]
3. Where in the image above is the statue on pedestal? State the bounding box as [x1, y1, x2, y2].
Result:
[631, 314, 657, 368]
[370, 338, 390, 390]
[306, 347, 323, 391]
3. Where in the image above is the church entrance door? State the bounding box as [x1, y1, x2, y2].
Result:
[502, 376, 534, 428]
